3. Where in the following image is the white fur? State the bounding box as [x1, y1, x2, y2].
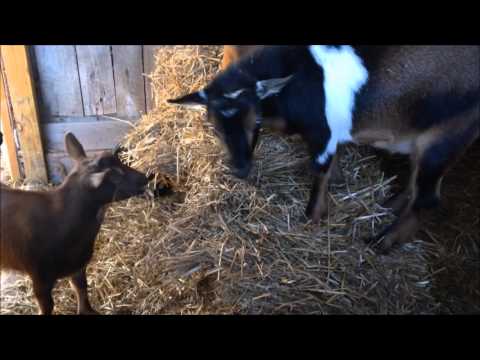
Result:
[372, 139, 414, 155]
[89, 171, 107, 188]
[220, 108, 239, 117]
[309, 45, 369, 165]
[316, 152, 331, 165]
[199, 90, 208, 100]
[224, 89, 245, 99]
[256, 75, 293, 100]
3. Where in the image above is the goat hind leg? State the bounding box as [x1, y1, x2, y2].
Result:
[368, 122, 478, 253]
[382, 188, 411, 216]
[69, 268, 98, 315]
[32, 277, 55, 315]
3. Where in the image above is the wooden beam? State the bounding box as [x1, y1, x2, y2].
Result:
[42, 119, 133, 153]
[143, 45, 162, 112]
[0, 61, 22, 180]
[32, 46, 84, 119]
[75, 46, 116, 116]
[112, 45, 146, 119]
[0, 45, 48, 183]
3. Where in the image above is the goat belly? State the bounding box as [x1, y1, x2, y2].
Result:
[50, 223, 101, 278]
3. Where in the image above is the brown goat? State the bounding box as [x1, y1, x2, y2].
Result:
[0, 132, 153, 315]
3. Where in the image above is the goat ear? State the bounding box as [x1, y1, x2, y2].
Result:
[65, 132, 87, 161]
[167, 90, 208, 108]
[89, 170, 109, 189]
[255, 75, 293, 100]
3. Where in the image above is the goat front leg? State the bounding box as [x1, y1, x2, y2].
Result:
[382, 188, 411, 215]
[32, 276, 56, 315]
[69, 268, 98, 315]
[369, 210, 420, 253]
[329, 148, 344, 186]
[305, 154, 334, 223]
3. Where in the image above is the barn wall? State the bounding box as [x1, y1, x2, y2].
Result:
[30, 45, 163, 183]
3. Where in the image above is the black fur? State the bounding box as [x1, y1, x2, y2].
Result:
[205, 46, 479, 176]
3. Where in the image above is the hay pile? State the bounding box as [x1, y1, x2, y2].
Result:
[2, 46, 453, 314]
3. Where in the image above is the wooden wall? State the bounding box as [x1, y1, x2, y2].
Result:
[27, 45, 162, 183]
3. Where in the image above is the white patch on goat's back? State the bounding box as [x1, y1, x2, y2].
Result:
[309, 45, 369, 164]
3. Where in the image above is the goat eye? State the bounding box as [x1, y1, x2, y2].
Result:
[220, 108, 239, 118]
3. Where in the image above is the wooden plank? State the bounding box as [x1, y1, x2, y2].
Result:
[0, 45, 48, 183]
[32, 46, 84, 119]
[42, 120, 133, 153]
[112, 46, 146, 119]
[0, 61, 22, 180]
[76, 45, 116, 116]
[45, 115, 102, 123]
[46, 150, 103, 184]
[143, 45, 162, 112]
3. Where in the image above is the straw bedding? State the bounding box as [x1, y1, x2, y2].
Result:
[1, 45, 478, 314]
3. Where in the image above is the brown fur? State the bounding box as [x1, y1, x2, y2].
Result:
[0, 133, 152, 315]
[220, 46, 264, 70]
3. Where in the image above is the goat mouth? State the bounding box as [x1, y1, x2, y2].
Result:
[113, 186, 148, 201]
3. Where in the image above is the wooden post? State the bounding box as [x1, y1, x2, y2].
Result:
[143, 45, 162, 112]
[0, 59, 22, 180]
[0, 45, 48, 183]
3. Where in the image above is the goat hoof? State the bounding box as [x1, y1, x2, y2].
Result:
[373, 238, 395, 255]
[305, 207, 327, 224]
[364, 223, 395, 251]
[366, 219, 417, 254]
[365, 234, 395, 254]
[153, 184, 175, 198]
[382, 193, 409, 216]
